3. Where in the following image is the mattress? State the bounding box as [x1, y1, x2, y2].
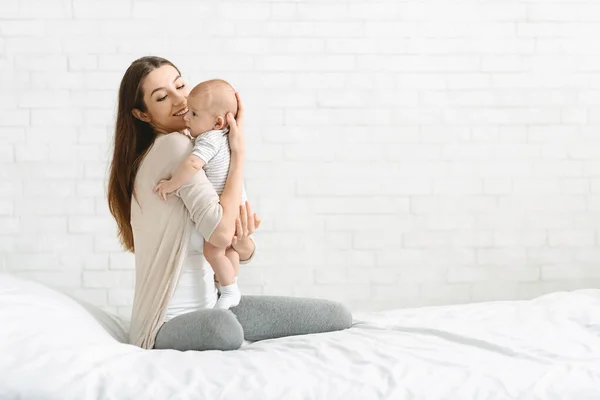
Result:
[1, 273, 599, 399]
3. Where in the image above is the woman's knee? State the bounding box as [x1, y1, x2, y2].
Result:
[154, 309, 243, 351]
[322, 301, 353, 330]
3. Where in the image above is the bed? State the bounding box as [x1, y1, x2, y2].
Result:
[1, 273, 599, 399]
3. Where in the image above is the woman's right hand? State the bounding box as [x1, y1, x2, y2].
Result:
[227, 92, 245, 156]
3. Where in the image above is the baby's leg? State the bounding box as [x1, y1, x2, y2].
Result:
[204, 241, 235, 285]
[226, 246, 240, 278]
[204, 241, 241, 309]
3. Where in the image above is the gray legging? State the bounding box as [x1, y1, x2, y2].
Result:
[154, 295, 353, 351]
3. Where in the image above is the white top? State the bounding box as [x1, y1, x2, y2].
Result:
[164, 229, 218, 321]
[164, 229, 256, 322]
[192, 129, 247, 202]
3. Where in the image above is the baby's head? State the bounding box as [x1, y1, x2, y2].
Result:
[184, 79, 237, 136]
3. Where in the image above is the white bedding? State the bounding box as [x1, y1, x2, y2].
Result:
[1, 273, 600, 399]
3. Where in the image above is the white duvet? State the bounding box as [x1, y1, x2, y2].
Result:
[1, 273, 600, 400]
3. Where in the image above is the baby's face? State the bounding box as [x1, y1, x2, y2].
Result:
[183, 96, 219, 136]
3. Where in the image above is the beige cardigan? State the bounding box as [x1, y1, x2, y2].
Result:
[129, 132, 223, 349]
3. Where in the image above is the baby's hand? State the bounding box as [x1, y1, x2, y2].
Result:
[178, 128, 192, 139]
[154, 179, 177, 202]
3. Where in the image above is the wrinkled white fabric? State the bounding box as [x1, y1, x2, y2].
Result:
[1, 273, 600, 399]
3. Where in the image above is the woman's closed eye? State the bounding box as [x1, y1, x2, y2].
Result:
[156, 84, 186, 102]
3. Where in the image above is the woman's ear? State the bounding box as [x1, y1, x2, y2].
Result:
[132, 109, 151, 123]
[214, 116, 226, 129]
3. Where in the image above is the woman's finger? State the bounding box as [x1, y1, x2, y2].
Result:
[234, 92, 244, 127]
[240, 202, 248, 237]
[246, 201, 256, 234]
[254, 213, 261, 229]
[235, 218, 243, 238]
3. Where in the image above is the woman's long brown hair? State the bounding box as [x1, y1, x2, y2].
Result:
[107, 56, 180, 252]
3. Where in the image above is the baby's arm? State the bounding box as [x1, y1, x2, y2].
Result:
[154, 154, 205, 201]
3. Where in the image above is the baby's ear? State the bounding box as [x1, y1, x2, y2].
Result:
[214, 116, 226, 129]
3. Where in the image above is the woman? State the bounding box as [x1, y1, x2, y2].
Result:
[107, 56, 352, 351]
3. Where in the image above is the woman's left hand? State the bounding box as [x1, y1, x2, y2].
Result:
[232, 200, 261, 246]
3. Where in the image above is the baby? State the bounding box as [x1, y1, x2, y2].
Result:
[154, 79, 247, 310]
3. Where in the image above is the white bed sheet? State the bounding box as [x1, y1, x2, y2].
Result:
[1, 273, 600, 399]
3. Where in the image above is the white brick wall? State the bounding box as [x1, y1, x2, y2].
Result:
[2, 0, 600, 318]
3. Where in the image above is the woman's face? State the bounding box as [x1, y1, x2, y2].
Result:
[134, 64, 190, 134]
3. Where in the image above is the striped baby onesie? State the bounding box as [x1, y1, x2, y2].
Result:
[191, 129, 247, 203]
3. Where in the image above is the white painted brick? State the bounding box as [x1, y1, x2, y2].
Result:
[561, 108, 588, 124]
[0, 111, 29, 127]
[0, 217, 19, 234]
[450, 231, 494, 247]
[513, 179, 560, 194]
[84, 163, 108, 179]
[572, 212, 600, 229]
[469, 162, 534, 178]
[0, 128, 25, 143]
[541, 265, 600, 281]
[17, 0, 72, 19]
[573, 248, 600, 264]
[470, 282, 534, 302]
[19, 216, 67, 233]
[31, 72, 84, 90]
[15, 234, 93, 254]
[76, 181, 105, 197]
[411, 196, 496, 215]
[484, 179, 513, 195]
[529, 4, 600, 22]
[14, 197, 94, 216]
[109, 252, 134, 270]
[403, 232, 452, 247]
[23, 180, 75, 197]
[0, 199, 13, 216]
[423, 215, 477, 230]
[83, 271, 134, 289]
[261, 266, 314, 285]
[533, 160, 583, 177]
[68, 56, 98, 71]
[476, 247, 527, 266]
[94, 235, 123, 253]
[6, 253, 61, 270]
[309, 197, 410, 215]
[15, 55, 66, 71]
[72, 1, 131, 19]
[270, 3, 296, 20]
[14, 143, 48, 162]
[448, 266, 538, 283]
[398, 162, 447, 178]
[0, 144, 14, 162]
[315, 266, 348, 284]
[71, 289, 107, 306]
[446, 74, 490, 89]
[16, 271, 81, 289]
[527, 247, 573, 265]
[352, 233, 403, 251]
[68, 216, 115, 234]
[108, 288, 134, 306]
[548, 230, 595, 247]
[498, 195, 585, 212]
[494, 230, 547, 247]
[386, 144, 441, 161]
[433, 178, 482, 195]
[49, 144, 103, 162]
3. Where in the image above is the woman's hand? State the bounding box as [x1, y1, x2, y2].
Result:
[227, 92, 245, 156]
[232, 201, 261, 245]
